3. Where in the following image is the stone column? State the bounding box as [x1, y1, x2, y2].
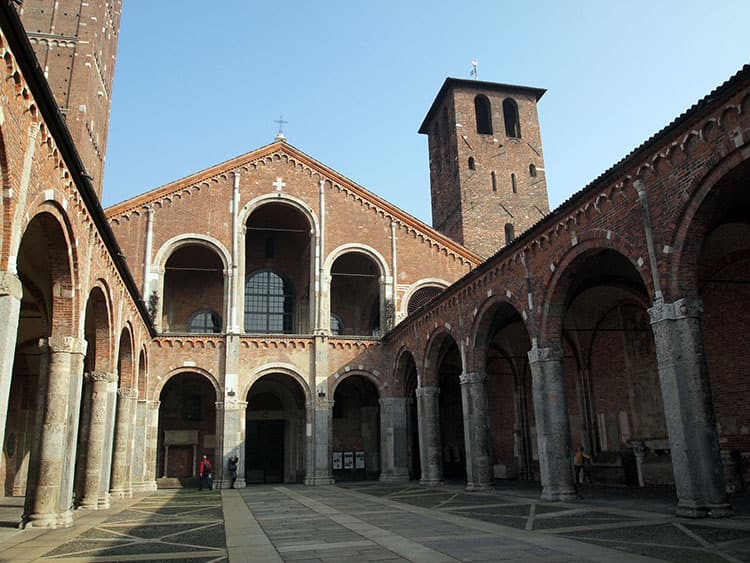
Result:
[460, 372, 493, 491]
[0, 271, 22, 457]
[79, 371, 116, 510]
[379, 397, 409, 482]
[528, 345, 576, 501]
[305, 398, 334, 485]
[649, 298, 732, 517]
[235, 401, 247, 488]
[130, 399, 147, 493]
[24, 337, 76, 528]
[416, 386, 442, 486]
[110, 387, 137, 498]
[143, 400, 159, 491]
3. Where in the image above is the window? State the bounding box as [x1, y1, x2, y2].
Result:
[491, 171, 497, 191]
[503, 98, 521, 138]
[330, 314, 344, 335]
[511, 173, 517, 194]
[188, 310, 221, 333]
[468, 157, 476, 170]
[504, 223, 515, 245]
[244, 270, 294, 333]
[529, 163, 537, 177]
[474, 95, 492, 135]
[407, 286, 444, 315]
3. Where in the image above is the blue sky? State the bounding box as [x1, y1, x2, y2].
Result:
[102, 1, 750, 226]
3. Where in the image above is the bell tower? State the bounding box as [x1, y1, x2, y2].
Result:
[419, 78, 550, 258]
[17, 0, 122, 198]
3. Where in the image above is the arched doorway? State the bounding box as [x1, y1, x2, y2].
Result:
[398, 352, 421, 480]
[245, 373, 306, 484]
[433, 334, 465, 481]
[157, 373, 217, 486]
[332, 375, 380, 480]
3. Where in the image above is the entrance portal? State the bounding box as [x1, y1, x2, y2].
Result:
[246, 420, 285, 483]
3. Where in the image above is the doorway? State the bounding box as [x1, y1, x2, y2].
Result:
[246, 420, 285, 484]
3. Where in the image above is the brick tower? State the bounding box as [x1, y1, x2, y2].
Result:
[419, 78, 550, 258]
[17, 0, 122, 198]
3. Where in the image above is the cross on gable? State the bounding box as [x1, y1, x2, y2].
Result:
[272, 177, 286, 191]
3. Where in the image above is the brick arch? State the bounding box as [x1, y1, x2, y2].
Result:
[469, 295, 529, 374]
[422, 325, 462, 387]
[116, 323, 135, 389]
[152, 366, 221, 403]
[331, 370, 384, 398]
[538, 233, 648, 345]
[84, 282, 114, 372]
[393, 345, 418, 398]
[399, 278, 449, 318]
[153, 233, 231, 274]
[669, 147, 750, 299]
[238, 192, 319, 237]
[243, 363, 312, 405]
[0, 124, 8, 262]
[137, 347, 148, 400]
[323, 243, 391, 281]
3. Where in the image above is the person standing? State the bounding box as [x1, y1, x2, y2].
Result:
[228, 455, 239, 489]
[199, 455, 213, 490]
[574, 445, 591, 484]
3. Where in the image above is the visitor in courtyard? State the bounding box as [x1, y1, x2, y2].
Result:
[199, 455, 213, 490]
[228, 455, 239, 489]
[574, 445, 591, 484]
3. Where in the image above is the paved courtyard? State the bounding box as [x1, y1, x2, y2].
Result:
[0, 483, 748, 562]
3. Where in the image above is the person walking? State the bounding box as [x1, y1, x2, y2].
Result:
[228, 455, 239, 489]
[198, 455, 213, 490]
[574, 445, 591, 484]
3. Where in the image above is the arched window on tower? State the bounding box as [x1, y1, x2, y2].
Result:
[468, 156, 476, 170]
[244, 270, 294, 334]
[491, 171, 497, 191]
[511, 173, 517, 194]
[529, 163, 537, 177]
[504, 223, 515, 245]
[503, 98, 521, 138]
[474, 95, 492, 135]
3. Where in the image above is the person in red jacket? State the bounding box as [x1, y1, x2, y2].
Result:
[198, 455, 213, 490]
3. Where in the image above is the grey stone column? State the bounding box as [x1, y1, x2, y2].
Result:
[305, 398, 334, 485]
[528, 345, 576, 501]
[460, 372, 493, 491]
[79, 371, 116, 510]
[235, 401, 247, 488]
[110, 387, 137, 498]
[143, 400, 160, 491]
[379, 397, 409, 482]
[649, 298, 732, 517]
[0, 271, 22, 458]
[130, 399, 148, 493]
[416, 386, 442, 486]
[24, 337, 77, 528]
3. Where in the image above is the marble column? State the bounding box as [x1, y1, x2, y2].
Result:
[110, 387, 137, 498]
[79, 371, 116, 510]
[649, 297, 732, 517]
[379, 397, 409, 482]
[130, 399, 148, 493]
[23, 337, 77, 528]
[143, 400, 160, 491]
[0, 271, 22, 458]
[460, 372, 493, 491]
[528, 345, 576, 501]
[305, 398, 334, 485]
[416, 386, 442, 486]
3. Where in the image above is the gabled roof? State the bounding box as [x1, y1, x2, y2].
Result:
[419, 77, 547, 134]
[105, 141, 483, 264]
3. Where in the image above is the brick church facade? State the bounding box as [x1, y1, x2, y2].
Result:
[1, 1, 749, 528]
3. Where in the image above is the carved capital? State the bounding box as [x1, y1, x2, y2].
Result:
[649, 297, 704, 324]
[86, 371, 117, 383]
[147, 400, 161, 410]
[527, 344, 562, 364]
[43, 335, 87, 355]
[415, 385, 440, 398]
[117, 386, 138, 400]
[0, 271, 22, 299]
[459, 371, 487, 386]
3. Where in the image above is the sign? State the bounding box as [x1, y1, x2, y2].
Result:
[332, 451, 342, 470]
[343, 451, 354, 470]
[355, 451, 365, 469]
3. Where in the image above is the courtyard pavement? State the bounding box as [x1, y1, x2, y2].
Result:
[0, 482, 748, 562]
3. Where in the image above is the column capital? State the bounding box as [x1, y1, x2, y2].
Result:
[147, 400, 161, 410]
[459, 371, 487, 385]
[117, 386, 138, 399]
[415, 385, 439, 398]
[527, 344, 562, 364]
[649, 297, 704, 324]
[85, 370, 117, 383]
[0, 271, 22, 299]
[43, 335, 88, 355]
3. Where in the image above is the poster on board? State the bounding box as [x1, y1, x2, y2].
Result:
[355, 451, 365, 469]
[343, 451, 354, 470]
[332, 451, 342, 470]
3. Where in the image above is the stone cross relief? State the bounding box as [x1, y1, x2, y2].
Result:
[272, 177, 286, 191]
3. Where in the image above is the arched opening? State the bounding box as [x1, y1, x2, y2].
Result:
[109, 328, 135, 498]
[330, 252, 381, 336]
[332, 375, 380, 481]
[245, 202, 312, 334]
[399, 353, 421, 480]
[468, 157, 476, 171]
[156, 373, 217, 487]
[529, 163, 537, 177]
[503, 98, 521, 138]
[163, 244, 224, 333]
[407, 286, 444, 316]
[474, 94, 493, 135]
[504, 223, 515, 245]
[245, 374, 306, 484]
[435, 335, 465, 481]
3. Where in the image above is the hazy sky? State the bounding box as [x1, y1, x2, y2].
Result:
[102, 1, 750, 226]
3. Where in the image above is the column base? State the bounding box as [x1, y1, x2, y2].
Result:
[379, 471, 409, 483]
[676, 500, 734, 519]
[77, 497, 99, 510]
[540, 486, 577, 502]
[466, 481, 493, 492]
[22, 512, 70, 529]
[420, 478, 443, 487]
[305, 475, 334, 486]
[109, 488, 133, 499]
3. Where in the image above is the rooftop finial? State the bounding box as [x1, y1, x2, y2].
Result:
[470, 60, 478, 80]
[274, 115, 288, 142]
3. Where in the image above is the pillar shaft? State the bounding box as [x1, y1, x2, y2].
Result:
[0, 272, 22, 458]
[305, 399, 334, 485]
[110, 387, 137, 498]
[528, 345, 576, 501]
[460, 372, 492, 491]
[379, 397, 409, 482]
[143, 401, 160, 491]
[649, 297, 732, 517]
[416, 386, 441, 486]
[79, 371, 116, 509]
